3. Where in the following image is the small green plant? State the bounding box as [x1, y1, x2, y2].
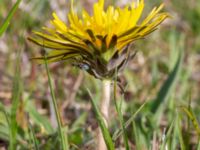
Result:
[28, 0, 169, 149]
[1, 0, 200, 149]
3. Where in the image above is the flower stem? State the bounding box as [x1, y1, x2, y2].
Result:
[45, 60, 69, 150]
[97, 80, 111, 150]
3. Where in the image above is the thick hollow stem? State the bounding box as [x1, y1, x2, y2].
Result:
[97, 80, 111, 150]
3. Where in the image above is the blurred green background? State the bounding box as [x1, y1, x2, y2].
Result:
[0, 0, 200, 149]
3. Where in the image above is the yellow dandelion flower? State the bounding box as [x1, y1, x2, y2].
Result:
[28, 0, 169, 80]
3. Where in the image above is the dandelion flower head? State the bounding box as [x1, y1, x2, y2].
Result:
[28, 0, 169, 79]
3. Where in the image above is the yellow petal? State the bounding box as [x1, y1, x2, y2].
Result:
[128, 0, 144, 28]
[51, 12, 67, 32]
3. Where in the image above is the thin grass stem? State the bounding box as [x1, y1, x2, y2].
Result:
[113, 78, 130, 150]
[44, 58, 69, 150]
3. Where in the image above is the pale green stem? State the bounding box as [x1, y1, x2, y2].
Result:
[97, 80, 111, 150]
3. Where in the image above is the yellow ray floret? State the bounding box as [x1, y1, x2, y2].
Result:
[28, 0, 169, 66]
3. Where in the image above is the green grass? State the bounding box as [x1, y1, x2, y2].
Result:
[9, 50, 22, 150]
[44, 57, 69, 150]
[87, 89, 115, 150]
[0, 0, 200, 149]
[0, 0, 21, 36]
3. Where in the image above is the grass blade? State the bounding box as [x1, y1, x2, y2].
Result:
[113, 73, 130, 150]
[181, 106, 200, 135]
[197, 138, 200, 150]
[150, 47, 183, 116]
[70, 112, 87, 131]
[177, 112, 185, 150]
[0, 0, 21, 36]
[132, 120, 141, 150]
[87, 89, 115, 150]
[160, 119, 175, 150]
[25, 100, 54, 134]
[0, 108, 10, 142]
[28, 123, 39, 150]
[44, 57, 69, 150]
[9, 51, 22, 150]
[112, 101, 147, 141]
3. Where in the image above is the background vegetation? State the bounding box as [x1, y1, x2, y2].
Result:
[0, 0, 200, 149]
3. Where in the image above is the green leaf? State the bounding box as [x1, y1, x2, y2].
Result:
[0, 123, 9, 141]
[87, 89, 115, 150]
[0, 106, 23, 147]
[0, 0, 21, 36]
[150, 47, 184, 117]
[25, 100, 54, 134]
